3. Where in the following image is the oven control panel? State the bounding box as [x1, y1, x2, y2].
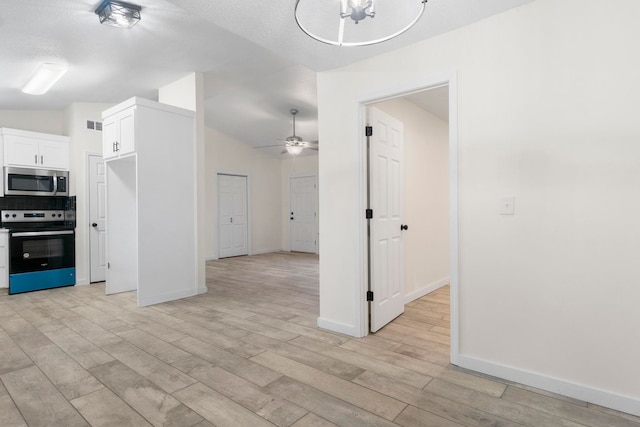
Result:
[1, 210, 65, 223]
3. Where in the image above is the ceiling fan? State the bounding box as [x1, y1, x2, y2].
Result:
[255, 109, 319, 155]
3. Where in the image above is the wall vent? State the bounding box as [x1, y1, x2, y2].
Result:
[86, 120, 103, 131]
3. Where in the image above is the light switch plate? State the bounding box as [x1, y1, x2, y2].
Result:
[500, 196, 515, 215]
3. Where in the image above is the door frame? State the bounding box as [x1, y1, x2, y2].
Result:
[288, 174, 318, 254]
[85, 152, 104, 285]
[214, 170, 252, 259]
[357, 71, 459, 365]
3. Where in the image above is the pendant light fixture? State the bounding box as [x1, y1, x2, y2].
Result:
[295, 0, 427, 47]
[95, 0, 142, 29]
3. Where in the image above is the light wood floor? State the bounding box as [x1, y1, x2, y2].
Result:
[0, 252, 638, 426]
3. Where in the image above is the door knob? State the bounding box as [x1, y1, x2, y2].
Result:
[400, 224, 408, 231]
[92, 223, 98, 227]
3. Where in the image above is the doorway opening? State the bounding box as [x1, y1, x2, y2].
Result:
[360, 73, 459, 364]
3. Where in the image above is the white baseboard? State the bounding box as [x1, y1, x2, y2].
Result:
[138, 288, 199, 307]
[405, 276, 450, 304]
[458, 355, 640, 417]
[75, 277, 90, 286]
[209, 249, 284, 259]
[250, 248, 283, 255]
[317, 317, 358, 337]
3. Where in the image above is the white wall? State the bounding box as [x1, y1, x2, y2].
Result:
[205, 126, 282, 259]
[159, 73, 207, 291]
[317, 0, 640, 415]
[373, 98, 449, 301]
[64, 102, 114, 285]
[0, 110, 65, 135]
[281, 155, 319, 251]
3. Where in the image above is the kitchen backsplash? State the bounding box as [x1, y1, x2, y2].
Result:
[0, 195, 73, 211]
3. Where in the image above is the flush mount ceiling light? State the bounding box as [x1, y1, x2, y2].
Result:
[22, 63, 68, 95]
[295, 0, 427, 47]
[95, 0, 142, 29]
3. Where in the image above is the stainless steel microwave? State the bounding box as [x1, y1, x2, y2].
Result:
[4, 167, 69, 196]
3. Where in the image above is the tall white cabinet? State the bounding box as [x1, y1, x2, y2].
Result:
[102, 97, 201, 306]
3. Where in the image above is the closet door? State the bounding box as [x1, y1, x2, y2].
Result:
[218, 174, 248, 258]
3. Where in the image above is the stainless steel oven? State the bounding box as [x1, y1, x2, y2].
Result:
[4, 167, 69, 196]
[2, 210, 75, 294]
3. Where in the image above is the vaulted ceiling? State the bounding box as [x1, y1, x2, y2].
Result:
[0, 0, 532, 156]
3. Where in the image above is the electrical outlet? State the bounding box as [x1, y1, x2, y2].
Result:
[500, 196, 515, 215]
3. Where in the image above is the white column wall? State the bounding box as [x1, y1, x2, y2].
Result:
[159, 73, 206, 291]
[317, 0, 640, 412]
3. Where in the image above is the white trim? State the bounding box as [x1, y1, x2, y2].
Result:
[448, 73, 460, 366]
[355, 70, 460, 359]
[138, 288, 199, 307]
[196, 286, 208, 295]
[85, 152, 103, 285]
[317, 317, 357, 336]
[250, 248, 283, 256]
[207, 248, 282, 259]
[405, 277, 450, 304]
[458, 355, 640, 417]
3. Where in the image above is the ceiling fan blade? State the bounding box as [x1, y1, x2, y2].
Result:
[281, 149, 288, 155]
[254, 144, 285, 149]
[307, 146, 319, 151]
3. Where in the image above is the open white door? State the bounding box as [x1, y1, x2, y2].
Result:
[89, 155, 106, 282]
[218, 174, 248, 258]
[369, 107, 405, 332]
[290, 176, 317, 253]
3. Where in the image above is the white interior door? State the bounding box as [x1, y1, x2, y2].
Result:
[369, 107, 405, 332]
[218, 174, 248, 258]
[89, 155, 107, 282]
[290, 176, 317, 253]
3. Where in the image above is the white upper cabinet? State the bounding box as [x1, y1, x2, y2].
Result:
[0, 128, 69, 171]
[103, 106, 136, 160]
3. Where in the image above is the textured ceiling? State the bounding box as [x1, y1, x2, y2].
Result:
[0, 0, 533, 157]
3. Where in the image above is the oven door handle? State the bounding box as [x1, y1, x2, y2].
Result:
[11, 230, 74, 237]
[53, 172, 58, 195]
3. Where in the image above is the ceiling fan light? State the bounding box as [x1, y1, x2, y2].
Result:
[22, 63, 68, 95]
[286, 145, 304, 156]
[95, 0, 142, 29]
